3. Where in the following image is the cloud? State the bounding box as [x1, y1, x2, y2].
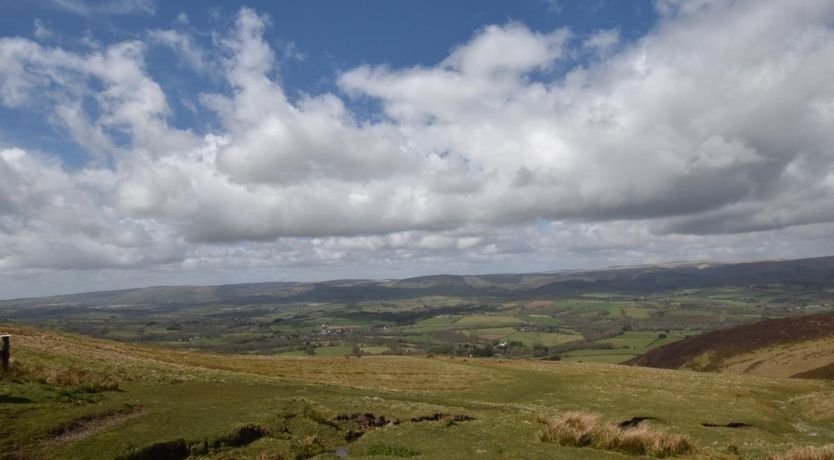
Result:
[583, 29, 619, 53]
[340, 1, 834, 233]
[0, 36, 197, 159]
[49, 0, 155, 16]
[0, 147, 181, 273]
[543, 0, 564, 13]
[33, 19, 53, 40]
[1, 1, 834, 295]
[148, 29, 209, 74]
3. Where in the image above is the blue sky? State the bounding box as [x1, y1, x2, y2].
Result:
[0, 0, 657, 167]
[1, 0, 834, 298]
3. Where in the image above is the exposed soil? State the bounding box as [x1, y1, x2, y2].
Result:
[0, 394, 33, 404]
[335, 412, 400, 442]
[336, 411, 475, 441]
[116, 439, 189, 460]
[702, 422, 752, 428]
[410, 413, 446, 422]
[409, 413, 474, 423]
[210, 424, 268, 448]
[48, 406, 147, 445]
[617, 416, 657, 429]
[410, 413, 476, 426]
[792, 361, 834, 380]
[335, 412, 400, 429]
[627, 312, 834, 372]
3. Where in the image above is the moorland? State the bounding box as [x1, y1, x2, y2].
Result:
[2, 256, 834, 459]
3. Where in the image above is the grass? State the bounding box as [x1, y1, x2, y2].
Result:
[771, 444, 834, 460]
[504, 330, 583, 346]
[363, 443, 422, 457]
[561, 349, 642, 364]
[562, 330, 691, 364]
[454, 315, 522, 326]
[6, 283, 830, 362]
[4, 360, 120, 391]
[1, 322, 834, 459]
[719, 336, 834, 378]
[312, 345, 354, 356]
[466, 327, 583, 346]
[360, 346, 391, 354]
[622, 306, 652, 319]
[398, 316, 459, 333]
[538, 411, 693, 457]
[596, 331, 688, 349]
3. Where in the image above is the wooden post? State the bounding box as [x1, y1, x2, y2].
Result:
[1, 335, 9, 372]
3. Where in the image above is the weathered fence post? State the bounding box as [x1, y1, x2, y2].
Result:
[1, 335, 9, 372]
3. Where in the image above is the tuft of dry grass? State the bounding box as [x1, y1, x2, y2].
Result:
[771, 444, 834, 460]
[539, 411, 693, 457]
[539, 411, 602, 447]
[601, 424, 693, 457]
[4, 359, 120, 391]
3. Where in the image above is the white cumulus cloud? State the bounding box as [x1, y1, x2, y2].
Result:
[1, 1, 834, 297]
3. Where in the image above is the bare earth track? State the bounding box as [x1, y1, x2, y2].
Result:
[47, 407, 147, 446]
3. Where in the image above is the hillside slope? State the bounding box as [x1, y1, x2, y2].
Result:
[3, 255, 834, 307]
[1, 323, 834, 459]
[627, 312, 834, 378]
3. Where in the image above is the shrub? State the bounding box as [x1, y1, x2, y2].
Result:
[771, 444, 834, 460]
[539, 411, 693, 457]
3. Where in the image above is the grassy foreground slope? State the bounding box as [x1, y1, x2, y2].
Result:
[628, 313, 834, 379]
[1, 323, 834, 459]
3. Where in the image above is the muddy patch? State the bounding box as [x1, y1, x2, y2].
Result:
[410, 413, 446, 422]
[336, 412, 400, 429]
[117, 439, 189, 460]
[617, 416, 658, 429]
[210, 424, 269, 448]
[335, 413, 400, 441]
[119, 424, 270, 460]
[0, 394, 33, 404]
[335, 411, 475, 441]
[410, 413, 476, 425]
[702, 422, 753, 428]
[49, 405, 147, 445]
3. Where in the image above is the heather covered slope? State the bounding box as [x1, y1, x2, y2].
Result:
[2, 324, 834, 459]
[628, 312, 834, 378]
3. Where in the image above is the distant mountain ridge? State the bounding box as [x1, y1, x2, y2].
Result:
[3, 255, 834, 308]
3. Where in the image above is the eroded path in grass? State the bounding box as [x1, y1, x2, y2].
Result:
[47, 406, 148, 446]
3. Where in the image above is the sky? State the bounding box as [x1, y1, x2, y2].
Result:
[1, 0, 834, 299]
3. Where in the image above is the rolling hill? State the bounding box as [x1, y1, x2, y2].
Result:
[628, 312, 834, 379]
[3, 255, 834, 308]
[1, 323, 834, 459]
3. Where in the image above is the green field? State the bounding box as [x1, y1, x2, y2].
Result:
[455, 315, 522, 326]
[1, 277, 832, 365]
[562, 330, 693, 364]
[2, 323, 833, 459]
